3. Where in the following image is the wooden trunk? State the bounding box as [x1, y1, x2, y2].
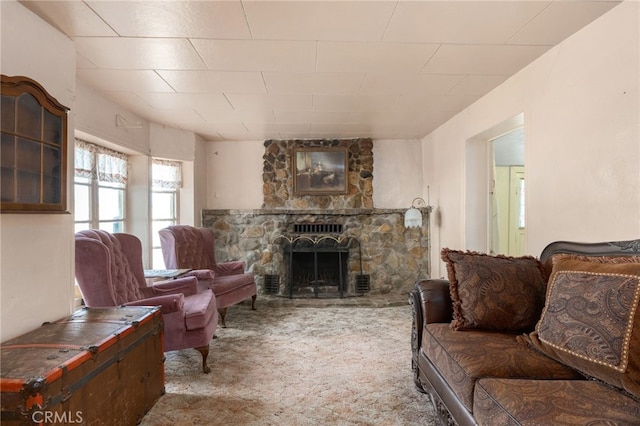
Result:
[0, 306, 165, 425]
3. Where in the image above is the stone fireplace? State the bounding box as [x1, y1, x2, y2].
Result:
[201, 139, 431, 299]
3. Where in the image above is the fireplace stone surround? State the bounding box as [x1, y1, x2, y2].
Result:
[201, 208, 430, 298]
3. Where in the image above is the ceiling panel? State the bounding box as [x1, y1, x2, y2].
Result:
[192, 39, 317, 72]
[157, 70, 267, 93]
[316, 41, 439, 73]
[507, 1, 621, 45]
[75, 37, 206, 70]
[263, 72, 366, 95]
[17, 0, 623, 141]
[423, 44, 552, 75]
[242, 1, 397, 41]
[383, 1, 549, 44]
[85, 0, 251, 39]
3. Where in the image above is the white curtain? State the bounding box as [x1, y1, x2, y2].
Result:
[152, 158, 182, 189]
[75, 139, 128, 184]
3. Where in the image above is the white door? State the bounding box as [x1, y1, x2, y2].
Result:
[508, 166, 525, 256]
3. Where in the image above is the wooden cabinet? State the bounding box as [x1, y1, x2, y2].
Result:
[1, 75, 69, 213]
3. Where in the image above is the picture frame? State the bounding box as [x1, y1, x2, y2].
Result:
[293, 147, 348, 195]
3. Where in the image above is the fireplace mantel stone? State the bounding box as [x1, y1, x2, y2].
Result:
[202, 207, 431, 298]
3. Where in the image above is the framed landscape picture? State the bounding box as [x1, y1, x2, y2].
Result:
[293, 147, 348, 195]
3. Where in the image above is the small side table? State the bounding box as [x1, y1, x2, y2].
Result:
[143, 269, 191, 285]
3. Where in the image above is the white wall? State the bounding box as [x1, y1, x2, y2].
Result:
[424, 0, 640, 279]
[206, 140, 265, 209]
[0, 0, 77, 340]
[206, 139, 425, 209]
[372, 139, 424, 208]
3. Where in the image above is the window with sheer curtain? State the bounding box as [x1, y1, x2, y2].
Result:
[74, 139, 127, 233]
[151, 158, 182, 268]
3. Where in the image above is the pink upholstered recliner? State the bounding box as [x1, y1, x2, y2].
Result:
[75, 230, 218, 373]
[159, 225, 257, 327]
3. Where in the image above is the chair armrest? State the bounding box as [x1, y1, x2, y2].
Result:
[124, 293, 184, 315]
[141, 276, 198, 298]
[184, 269, 215, 281]
[212, 261, 245, 276]
[414, 279, 453, 325]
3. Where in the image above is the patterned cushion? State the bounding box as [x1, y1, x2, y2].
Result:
[441, 249, 547, 332]
[474, 379, 640, 425]
[528, 256, 640, 399]
[422, 323, 582, 411]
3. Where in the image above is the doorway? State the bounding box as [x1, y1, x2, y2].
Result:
[464, 113, 524, 255]
[490, 128, 525, 256]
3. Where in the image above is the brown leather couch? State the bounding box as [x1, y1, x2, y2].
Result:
[409, 239, 640, 425]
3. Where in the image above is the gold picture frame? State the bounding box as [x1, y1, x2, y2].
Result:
[293, 147, 348, 195]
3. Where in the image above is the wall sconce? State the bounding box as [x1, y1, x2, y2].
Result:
[404, 187, 432, 228]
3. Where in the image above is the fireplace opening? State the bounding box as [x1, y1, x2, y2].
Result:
[278, 235, 359, 299]
[288, 250, 349, 297]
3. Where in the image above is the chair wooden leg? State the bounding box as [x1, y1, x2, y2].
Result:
[251, 294, 257, 310]
[195, 345, 211, 374]
[219, 307, 228, 328]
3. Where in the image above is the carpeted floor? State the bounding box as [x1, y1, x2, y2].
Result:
[140, 303, 436, 425]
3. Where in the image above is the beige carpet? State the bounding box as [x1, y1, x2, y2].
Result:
[140, 303, 436, 425]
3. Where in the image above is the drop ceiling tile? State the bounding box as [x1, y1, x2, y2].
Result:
[245, 122, 311, 135]
[274, 110, 349, 124]
[75, 38, 206, 70]
[263, 72, 366, 95]
[423, 44, 551, 75]
[225, 93, 313, 112]
[508, 1, 621, 45]
[384, 1, 549, 44]
[396, 94, 483, 116]
[148, 108, 208, 126]
[77, 69, 175, 93]
[135, 92, 232, 112]
[243, 1, 396, 41]
[360, 73, 465, 95]
[19, 1, 117, 36]
[85, 0, 251, 38]
[312, 95, 398, 112]
[157, 71, 267, 94]
[195, 107, 276, 124]
[191, 39, 316, 72]
[317, 42, 439, 73]
[99, 91, 152, 113]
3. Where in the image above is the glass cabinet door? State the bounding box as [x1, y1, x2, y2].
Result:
[1, 75, 69, 213]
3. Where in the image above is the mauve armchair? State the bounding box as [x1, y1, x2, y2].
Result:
[75, 230, 218, 373]
[159, 225, 257, 327]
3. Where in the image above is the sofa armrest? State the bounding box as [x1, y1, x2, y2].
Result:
[414, 279, 453, 325]
[409, 279, 453, 392]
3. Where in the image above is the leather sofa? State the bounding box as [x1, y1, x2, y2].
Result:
[409, 239, 640, 425]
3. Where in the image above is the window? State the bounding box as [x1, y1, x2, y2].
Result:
[74, 139, 127, 233]
[151, 159, 181, 268]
